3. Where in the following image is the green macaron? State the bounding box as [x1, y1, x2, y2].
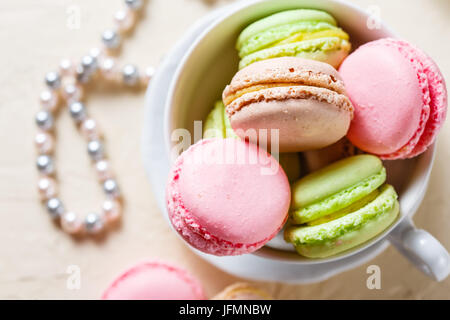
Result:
[236, 9, 351, 69]
[285, 155, 399, 258]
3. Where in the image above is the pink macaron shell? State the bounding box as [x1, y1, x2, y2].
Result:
[406, 42, 447, 157]
[166, 138, 290, 256]
[340, 39, 430, 158]
[102, 261, 205, 300]
[375, 38, 431, 159]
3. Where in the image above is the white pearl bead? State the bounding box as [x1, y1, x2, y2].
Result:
[81, 55, 98, 74]
[37, 177, 57, 200]
[122, 64, 139, 86]
[95, 160, 112, 181]
[140, 66, 155, 86]
[99, 57, 120, 81]
[46, 197, 64, 218]
[84, 212, 105, 234]
[80, 118, 100, 140]
[68, 101, 87, 123]
[37, 155, 55, 175]
[87, 140, 104, 161]
[61, 212, 82, 234]
[35, 110, 54, 131]
[35, 131, 54, 154]
[59, 59, 75, 77]
[89, 47, 104, 60]
[45, 71, 61, 90]
[62, 83, 83, 103]
[102, 29, 121, 49]
[102, 199, 121, 223]
[39, 90, 59, 111]
[114, 9, 136, 33]
[103, 179, 120, 198]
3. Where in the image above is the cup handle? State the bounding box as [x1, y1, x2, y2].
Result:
[387, 218, 450, 281]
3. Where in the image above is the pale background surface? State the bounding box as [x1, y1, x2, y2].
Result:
[0, 0, 449, 299]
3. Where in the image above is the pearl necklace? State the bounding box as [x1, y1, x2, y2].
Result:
[35, 0, 154, 236]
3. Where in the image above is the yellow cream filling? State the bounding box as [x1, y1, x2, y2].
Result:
[275, 29, 349, 47]
[224, 83, 302, 106]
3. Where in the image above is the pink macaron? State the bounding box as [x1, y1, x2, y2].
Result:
[102, 261, 205, 300]
[166, 138, 290, 256]
[339, 38, 447, 159]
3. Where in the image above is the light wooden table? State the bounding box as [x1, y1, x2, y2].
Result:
[0, 0, 449, 299]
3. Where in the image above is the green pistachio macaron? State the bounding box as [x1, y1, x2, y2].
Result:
[236, 9, 351, 69]
[203, 101, 301, 182]
[285, 155, 399, 258]
[204, 101, 238, 139]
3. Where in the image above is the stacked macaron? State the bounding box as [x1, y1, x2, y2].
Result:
[237, 9, 351, 69]
[222, 57, 354, 152]
[102, 260, 270, 300]
[165, 8, 447, 259]
[166, 138, 290, 256]
[286, 155, 399, 258]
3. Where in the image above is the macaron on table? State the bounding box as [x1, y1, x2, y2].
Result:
[143, 0, 450, 283]
[101, 260, 270, 300]
[212, 283, 272, 300]
[102, 261, 206, 300]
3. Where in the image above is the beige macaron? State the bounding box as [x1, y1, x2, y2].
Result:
[223, 57, 353, 152]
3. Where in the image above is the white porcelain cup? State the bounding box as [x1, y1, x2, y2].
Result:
[163, 0, 449, 282]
